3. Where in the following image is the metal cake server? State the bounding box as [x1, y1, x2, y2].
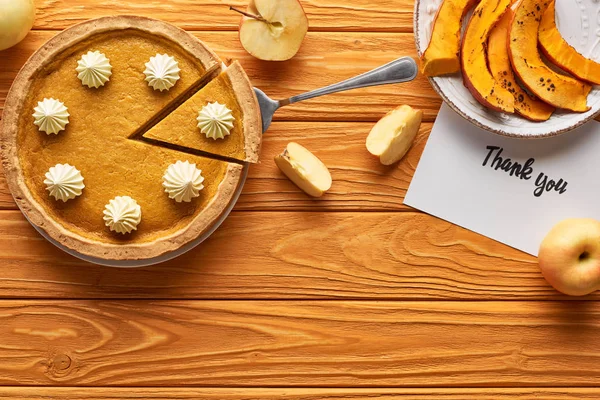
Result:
[254, 56, 418, 133]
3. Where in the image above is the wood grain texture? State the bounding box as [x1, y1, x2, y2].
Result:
[2, 387, 600, 399]
[240, 121, 428, 210]
[1, 300, 600, 386]
[32, 0, 415, 32]
[2, 0, 598, 396]
[0, 210, 577, 300]
[0, 31, 441, 121]
[0, 122, 430, 211]
[0, 166, 12, 209]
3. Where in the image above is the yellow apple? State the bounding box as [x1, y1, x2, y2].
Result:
[274, 142, 332, 197]
[366, 105, 423, 166]
[231, 0, 308, 61]
[538, 218, 600, 296]
[0, 0, 35, 51]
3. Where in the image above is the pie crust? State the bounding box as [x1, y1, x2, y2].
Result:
[227, 61, 263, 163]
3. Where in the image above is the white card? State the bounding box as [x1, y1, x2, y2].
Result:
[404, 104, 600, 256]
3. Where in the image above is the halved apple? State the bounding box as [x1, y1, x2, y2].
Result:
[508, 0, 591, 112]
[488, 8, 554, 121]
[421, 0, 480, 76]
[233, 0, 308, 61]
[366, 105, 423, 166]
[539, 0, 600, 85]
[461, 0, 514, 113]
[275, 142, 332, 198]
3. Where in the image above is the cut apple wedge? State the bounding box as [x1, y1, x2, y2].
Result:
[233, 0, 308, 61]
[488, 9, 554, 121]
[421, 0, 480, 76]
[275, 142, 332, 198]
[366, 105, 423, 166]
[508, 0, 591, 112]
[461, 0, 514, 113]
[539, 0, 600, 85]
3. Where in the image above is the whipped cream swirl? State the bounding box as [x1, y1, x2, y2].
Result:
[32, 98, 70, 135]
[143, 54, 181, 91]
[163, 160, 205, 203]
[103, 196, 142, 234]
[76, 51, 112, 88]
[196, 101, 235, 140]
[44, 164, 85, 202]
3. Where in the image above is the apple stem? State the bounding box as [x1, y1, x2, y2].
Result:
[229, 6, 268, 23]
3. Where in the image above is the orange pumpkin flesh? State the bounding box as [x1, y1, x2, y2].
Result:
[421, 0, 480, 76]
[508, 0, 591, 112]
[539, 0, 600, 85]
[461, 0, 514, 113]
[488, 9, 554, 121]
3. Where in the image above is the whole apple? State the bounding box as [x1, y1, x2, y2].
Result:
[0, 0, 35, 51]
[538, 218, 600, 296]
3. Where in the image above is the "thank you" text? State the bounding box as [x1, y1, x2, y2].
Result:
[482, 146, 567, 197]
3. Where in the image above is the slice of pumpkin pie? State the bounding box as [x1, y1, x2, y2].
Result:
[142, 61, 262, 163]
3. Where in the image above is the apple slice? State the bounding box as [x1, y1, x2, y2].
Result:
[461, 0, 514, 114]
[421, 0, 480, 76]
[366, 105, 423, 166]
[275, 142, 332, 197]
[508, 0, 591, 112]
[232, 0, 308, 61]
[487, 8, 554, 121]
[539, 0, 600, 85]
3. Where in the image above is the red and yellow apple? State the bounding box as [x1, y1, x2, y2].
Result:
[538, 218, 600, 296]
[231, 0, 308, 61]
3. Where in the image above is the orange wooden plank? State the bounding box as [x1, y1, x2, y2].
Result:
[0, 121, 430, 211]
[239, 121, 426, 211]
[1, 300, 599, 386]
[0, 31, 441, 121]
[32, 0, 415, 32]
[1, 387, 600, 399]
[0, 209, 571, 300]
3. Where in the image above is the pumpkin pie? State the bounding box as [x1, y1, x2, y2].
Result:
[0, 16, 262, 261]
[142, 61, 262, 163]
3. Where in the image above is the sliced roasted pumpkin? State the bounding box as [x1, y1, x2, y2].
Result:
[488, 8, 554, 121]
[461, 0, 514, 113]
[539, 0, 600, 85]
[508, 0, 591, 112]
[421, 0, 480, 76]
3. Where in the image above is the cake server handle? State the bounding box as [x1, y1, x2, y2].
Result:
[285, 56, 417, 105]
[254, 56, 418, 133]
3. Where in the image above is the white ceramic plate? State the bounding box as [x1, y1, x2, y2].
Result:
[26, 164, 249, 268]
[414, 0, 600, 138]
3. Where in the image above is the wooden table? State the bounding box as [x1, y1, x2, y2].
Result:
[0, 1, 598, 398]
